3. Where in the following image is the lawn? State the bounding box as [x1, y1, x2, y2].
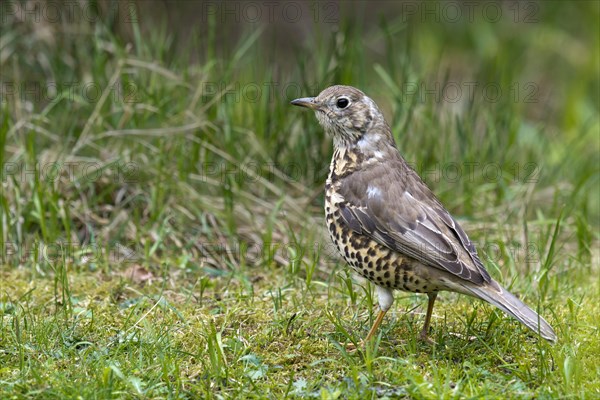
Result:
[1, 1, 599, 399]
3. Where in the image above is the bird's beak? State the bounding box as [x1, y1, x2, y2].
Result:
[291, 97, 319, 110]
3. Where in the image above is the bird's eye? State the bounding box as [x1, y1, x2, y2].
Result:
[336, 98, 349, 109]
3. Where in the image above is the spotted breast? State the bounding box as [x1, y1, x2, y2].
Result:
[325, 147, 441, 294]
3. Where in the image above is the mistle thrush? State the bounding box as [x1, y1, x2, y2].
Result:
[291, 85, 556, 343]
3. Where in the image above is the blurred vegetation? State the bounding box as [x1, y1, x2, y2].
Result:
[0, 0, 599, 398]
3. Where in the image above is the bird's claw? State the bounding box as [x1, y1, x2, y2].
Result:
[419, 331, 437, 345]
[343, 339, 364, 352]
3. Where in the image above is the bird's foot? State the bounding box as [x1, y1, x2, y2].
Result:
[419, 330, 437, 345]
[343, 339, 364, 352]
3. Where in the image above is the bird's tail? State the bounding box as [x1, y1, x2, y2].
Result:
[460, 282, 557, 342]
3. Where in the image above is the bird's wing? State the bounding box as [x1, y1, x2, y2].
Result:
[336, 159, 491, 285]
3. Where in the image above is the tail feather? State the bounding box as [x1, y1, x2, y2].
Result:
[460, 282, 557, 342]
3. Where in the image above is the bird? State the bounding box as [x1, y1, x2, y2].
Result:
[291, 85, 557, 344]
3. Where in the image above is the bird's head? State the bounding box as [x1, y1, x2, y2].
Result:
[291, 85, 392, 149]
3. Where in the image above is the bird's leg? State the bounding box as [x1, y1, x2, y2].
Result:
[364, 309, 388, 342]
[345, 286, 394, 351]
[419, 292, 438, 344]
[345, 308, 387, 351]
[364, 286, 394, 344]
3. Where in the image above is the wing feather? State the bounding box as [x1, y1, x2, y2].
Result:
[336, 159, 491, 285]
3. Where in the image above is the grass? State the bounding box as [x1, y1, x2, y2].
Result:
[1, 1, 599, 398]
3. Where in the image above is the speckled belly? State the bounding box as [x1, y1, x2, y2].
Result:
[325, 196, 441, 294]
